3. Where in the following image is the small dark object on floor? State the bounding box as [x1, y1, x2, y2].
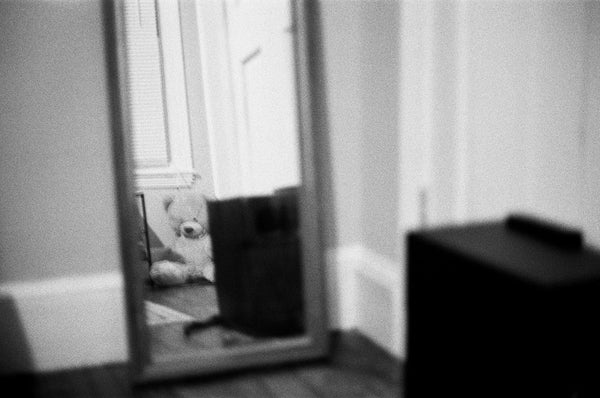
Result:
[183, 314, 225, 337]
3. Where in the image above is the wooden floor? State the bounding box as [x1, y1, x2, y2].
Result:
[4, 331, 403, 397]
[145, 283, 278, 357]
[145, 281, 218, 321]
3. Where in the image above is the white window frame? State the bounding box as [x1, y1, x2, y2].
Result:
[125, 0, 198, 189]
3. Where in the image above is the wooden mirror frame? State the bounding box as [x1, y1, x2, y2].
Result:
[104, 0, 329, 384]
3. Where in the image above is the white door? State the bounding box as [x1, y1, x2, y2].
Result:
[224, 0, 301, 196]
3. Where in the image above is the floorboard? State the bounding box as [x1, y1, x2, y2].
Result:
[3, 331, 403, 398]
[145, 282, 218, 320]
[146, 282, 290, 359]
[260, 370, 320, 397]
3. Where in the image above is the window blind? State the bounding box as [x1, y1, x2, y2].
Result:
[123, 0, 170, 168]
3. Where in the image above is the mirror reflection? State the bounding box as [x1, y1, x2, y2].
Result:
[125, 0, 304, 361]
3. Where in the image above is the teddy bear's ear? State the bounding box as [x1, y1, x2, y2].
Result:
[163, 195, 175, 211]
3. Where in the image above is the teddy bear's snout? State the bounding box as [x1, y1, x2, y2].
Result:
[179, 221, 206, 239]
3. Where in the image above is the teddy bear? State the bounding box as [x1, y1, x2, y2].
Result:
[149, 191, 215, 286]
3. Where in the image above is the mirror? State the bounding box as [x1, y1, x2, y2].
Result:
[107, 0, 328, 382]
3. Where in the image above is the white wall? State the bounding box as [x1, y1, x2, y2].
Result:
[320, 0, 403, 357]
[398, 0, 598, 238]
[464, 1, 589, 228]
[0, 0, 121, 283]
[583, 0, 600, 246]
[357, 1, 400, 260]
[320, 1, 366, 250]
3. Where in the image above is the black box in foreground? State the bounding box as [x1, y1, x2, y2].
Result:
[406, 215, 600, 397]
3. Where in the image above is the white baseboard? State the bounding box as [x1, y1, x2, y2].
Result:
[327, 245, 406, 359]
[0, 248, 405, 373]
[0, 272, 128, 374]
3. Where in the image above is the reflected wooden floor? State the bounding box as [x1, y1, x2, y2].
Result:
[148, 321, 258, 357]
[145, 282, 254, 356]
[4, 331, 403, 397]
[145, 282, 285, 357]
[145, 282, 218, 320]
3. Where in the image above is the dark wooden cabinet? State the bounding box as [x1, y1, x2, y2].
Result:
[406, 217, 600, 397]
[207, 188, 304, 338]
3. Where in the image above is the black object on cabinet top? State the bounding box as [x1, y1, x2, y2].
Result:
[408, 214, 600, 287]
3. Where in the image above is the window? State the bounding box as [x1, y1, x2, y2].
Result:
[123, 0, 197, 189]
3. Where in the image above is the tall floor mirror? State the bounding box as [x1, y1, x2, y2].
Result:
[106, 0, 328, 382]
